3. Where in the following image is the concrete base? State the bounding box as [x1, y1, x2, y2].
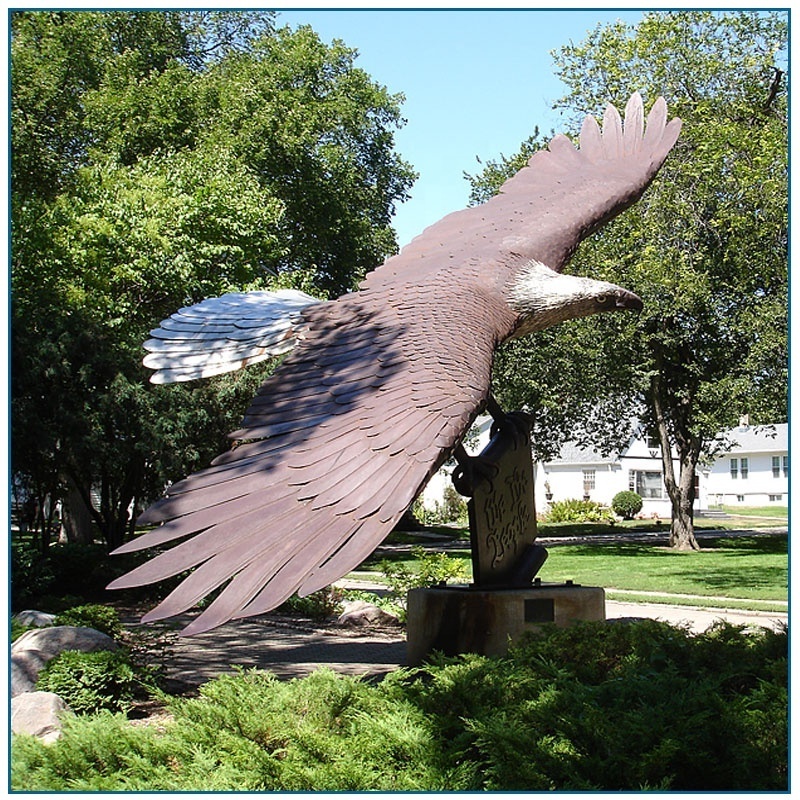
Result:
[406, 583, 605, 664]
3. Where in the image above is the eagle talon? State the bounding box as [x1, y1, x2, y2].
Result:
[485, 395, 533, 446]
[452, 444, 499, 496]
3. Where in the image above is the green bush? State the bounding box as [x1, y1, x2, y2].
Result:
[11, 617, 34, 642]
[55, 604, 123, 638]
[545, 498, 615, 524]
[10, 543, 54, 608]
[13, 621, 787, 791]
[278, 587, 345, 620]
[11, 541, 153, 610]
[411, 487, 468, 527]
[379, 546, 470, 608]
[612, 490, 644, 520]
[35, 649, 151, 715]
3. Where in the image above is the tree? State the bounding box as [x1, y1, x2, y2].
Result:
[469, 11, 788, 549]
[11, 11, 416, 550]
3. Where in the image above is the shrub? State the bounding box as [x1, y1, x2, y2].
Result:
[11, 617, 33, 642]
[545, 498, 615, 524]
[279, 587, 345, 620]
[55, 604, 123, 638]
[380, 547, 469, 595]
[13, 622, 787, 791]
[35, 649, 152, 715]
[612, 490, 643, 520]
[442, 485, 469, 525]
[10, 543, 54, 608]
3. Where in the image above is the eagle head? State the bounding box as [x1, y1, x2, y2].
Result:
[507, 259, 642, 339]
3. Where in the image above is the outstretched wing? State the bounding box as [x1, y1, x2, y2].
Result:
[110, 275, 512, 635]
[378, 93, 681, 280]
[143, 289, 318, 384]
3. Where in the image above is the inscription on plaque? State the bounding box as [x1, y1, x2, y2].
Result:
[466, 415, 538, 586]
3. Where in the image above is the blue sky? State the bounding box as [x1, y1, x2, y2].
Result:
[276, 8, 644, 247]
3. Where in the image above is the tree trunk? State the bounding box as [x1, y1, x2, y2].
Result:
[60, 474, 95, 543]
[667, 448, 700, 550]
[649, 372, 700, 551]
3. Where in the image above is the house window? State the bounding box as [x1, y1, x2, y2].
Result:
[582, 470, 596, 491]
[783, 455, 789, 477]
[730, 458, 738, 479]
[772, 457, 781, 478]
[769, 494, 783, 502]
[630, 470, 663, 499]
[740, 458, 749, 479]
[736, 495, 745, 503]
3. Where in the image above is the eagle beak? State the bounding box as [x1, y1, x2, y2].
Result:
[615, 289, 643, 312]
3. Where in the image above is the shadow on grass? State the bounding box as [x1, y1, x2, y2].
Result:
[666, 564, 787, 595]
[561, 535, 787, 560]
[704, 535, 788, 555]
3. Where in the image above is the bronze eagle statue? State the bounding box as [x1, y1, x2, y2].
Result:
[109, 93, 681, 634]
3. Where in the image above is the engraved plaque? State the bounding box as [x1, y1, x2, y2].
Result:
[524, 598, 555, 624]
[467, 419, 538, 586]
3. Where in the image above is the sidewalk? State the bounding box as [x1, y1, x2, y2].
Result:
[130, 587, 787, 691]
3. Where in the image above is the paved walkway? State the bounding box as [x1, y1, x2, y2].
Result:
[122, 529, 787, 689]
[125, 589, 787, 691]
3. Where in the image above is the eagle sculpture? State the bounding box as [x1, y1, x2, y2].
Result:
[109, 93, 681, 634]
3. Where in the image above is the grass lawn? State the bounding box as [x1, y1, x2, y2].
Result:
[363, 532, 787, 610]
[539, 536, 788, 603]
[718, 504, 788, 519]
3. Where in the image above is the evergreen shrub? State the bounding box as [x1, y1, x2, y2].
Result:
[55, 604, 123, 638]
[612, 490, 644, 519]
[35, 649, 152, 714]
[13, 621, 787, 792]
[545, 498, 615, 523]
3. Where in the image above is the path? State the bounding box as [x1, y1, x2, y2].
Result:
[125, 587, 787, 691]
[123, 528, 787, 689]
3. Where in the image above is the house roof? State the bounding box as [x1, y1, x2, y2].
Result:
[718, 422, 788, 454]
[544, 441, 618, 465]
[544, 422, 788, 466]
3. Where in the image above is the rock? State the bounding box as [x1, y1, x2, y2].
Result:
[12, 691, 73, 744]
[13, 610, 57, 628]
[12, 625, 118, 660]
[11, 649, 50, 697]
[337, 600, 400, 628]
[11, 626, 119, 697]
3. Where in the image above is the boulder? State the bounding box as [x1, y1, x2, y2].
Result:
[11, 649, 50, 697]
[11, 626, 119, 697]
[337, 599, 400, 628]
[13, 610, 57, 628]
[11, 691, 73, 744]
[12, 625, 118, 660]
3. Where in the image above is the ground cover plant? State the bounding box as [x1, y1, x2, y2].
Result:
[35, 649, 153, 715]
[11, 620, 786, 791]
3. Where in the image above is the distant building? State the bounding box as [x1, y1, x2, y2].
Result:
[534, 425, 677, 517]
[703, 422, 789, 508]
[420, 418, 788, 517]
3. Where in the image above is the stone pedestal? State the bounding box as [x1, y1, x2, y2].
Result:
[406, 583, 605, 664]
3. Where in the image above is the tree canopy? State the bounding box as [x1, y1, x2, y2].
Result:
[11, 10, 416, 549]
[469, 10, 788, 547]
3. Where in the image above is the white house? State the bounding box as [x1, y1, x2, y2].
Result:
[420, 418, 788, 517]
[703, 422, 789, 507]
[534, 426, 679, 517]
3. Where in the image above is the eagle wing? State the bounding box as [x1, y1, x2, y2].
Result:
[142, 289, 317, 384]
[111, 273, 513, 635]
[379, 93, 681, 278]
